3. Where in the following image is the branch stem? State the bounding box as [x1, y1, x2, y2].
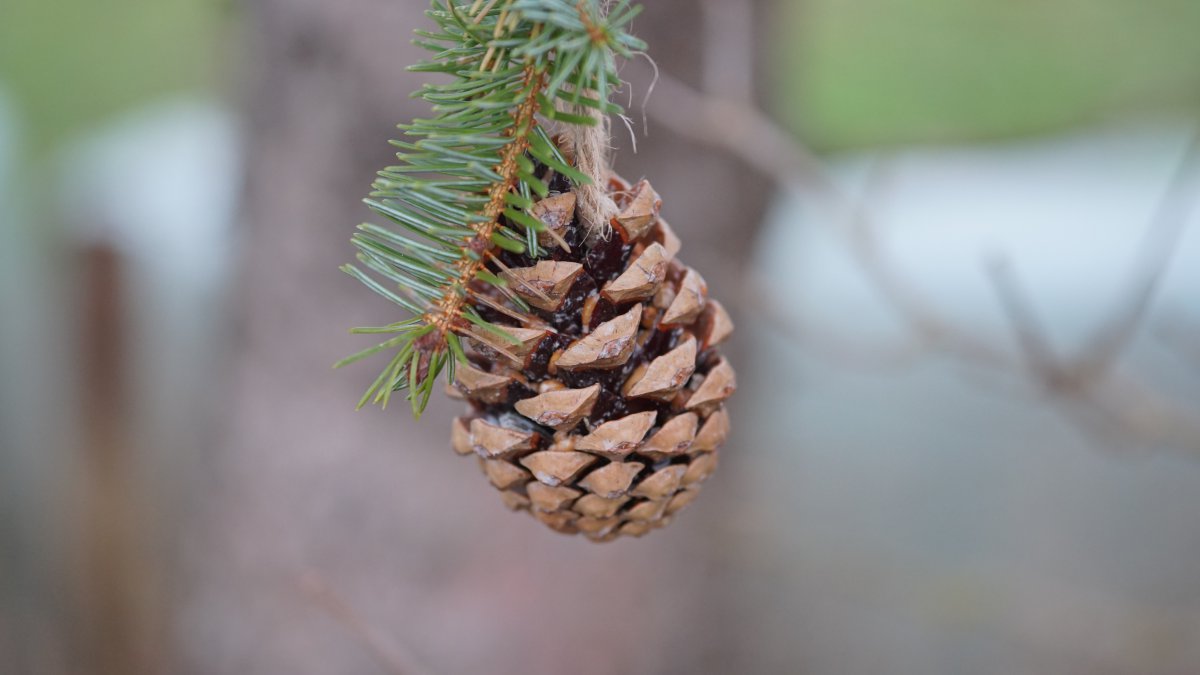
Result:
[424, 61, 546, 351]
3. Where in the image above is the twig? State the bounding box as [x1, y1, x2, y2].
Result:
[1070, 133, 1200, 383]
[983, 255, 1066, 387]
[842, 163, 1009, 366]
[980, 244, 1200, 450]
[636, 64, 832, 191]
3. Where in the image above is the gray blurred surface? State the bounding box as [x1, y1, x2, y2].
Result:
[739, 121, 1200, 675]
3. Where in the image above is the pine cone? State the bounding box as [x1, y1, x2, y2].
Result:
[449, 173, 735, 541]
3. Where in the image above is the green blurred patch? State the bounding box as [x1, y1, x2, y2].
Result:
[0, 0, 228, 157]
[776, 0, 1200, 150]
[3, 0, 1197, 157]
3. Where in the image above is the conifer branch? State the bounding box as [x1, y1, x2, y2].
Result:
[337, 0, 644, 416]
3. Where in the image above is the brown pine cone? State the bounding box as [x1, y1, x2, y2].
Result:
[449, 173, 735, 541]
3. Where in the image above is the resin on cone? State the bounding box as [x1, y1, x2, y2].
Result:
[449, 166, 735, 541]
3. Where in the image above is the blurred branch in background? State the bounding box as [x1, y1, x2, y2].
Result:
[635, 1, 1200, 454]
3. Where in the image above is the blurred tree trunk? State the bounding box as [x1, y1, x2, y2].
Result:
[180, 1, 771, 672]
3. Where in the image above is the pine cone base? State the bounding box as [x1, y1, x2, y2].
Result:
[449, 172, 735, 541]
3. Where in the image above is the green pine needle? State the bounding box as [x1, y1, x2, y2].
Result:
[337, 0, 642, 417]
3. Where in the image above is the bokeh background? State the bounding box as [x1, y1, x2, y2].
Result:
[3, 1, 1200, 673]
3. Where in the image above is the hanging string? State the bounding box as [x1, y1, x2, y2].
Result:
[558, 92, 620, 238]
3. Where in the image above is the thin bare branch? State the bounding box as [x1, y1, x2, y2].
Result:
[985, 255, 1200, 449]
[635, 63, 832, 189]
[984, 255, 1065, 385]
[844, 164, 1009, 366]
[1070, 132, 1200, 383]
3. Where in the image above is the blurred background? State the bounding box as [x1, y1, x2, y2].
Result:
[2, 0, 1199, 673]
